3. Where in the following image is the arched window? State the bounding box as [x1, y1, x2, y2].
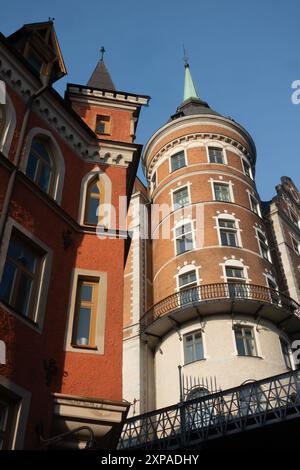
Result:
[186, 387, 211, 428]
[84, 177, 103, 225]
[26, 139, 56, 195]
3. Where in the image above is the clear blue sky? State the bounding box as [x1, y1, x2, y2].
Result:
[2, 0, 300, 200]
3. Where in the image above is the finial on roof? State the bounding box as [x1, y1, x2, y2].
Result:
[100, 46, 106, 61]
[183, 44, 189, 67]
[48, 17, 55, 23]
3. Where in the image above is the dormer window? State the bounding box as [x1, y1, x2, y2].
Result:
[95, 115, 111, 135]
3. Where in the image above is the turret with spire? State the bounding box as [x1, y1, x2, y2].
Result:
[87, 46, 116, 91]
[171, 51, 220, 120]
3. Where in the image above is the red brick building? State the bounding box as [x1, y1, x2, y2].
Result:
[0, 21, 149, 449]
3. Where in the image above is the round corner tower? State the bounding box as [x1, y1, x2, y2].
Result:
[138, 61, 300, 411]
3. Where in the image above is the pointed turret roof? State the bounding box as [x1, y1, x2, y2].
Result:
[170, 58, 220, 121]
[183, 62, 198, 101]
[87, 49, 115, 90]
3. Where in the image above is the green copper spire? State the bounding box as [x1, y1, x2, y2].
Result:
[183, 62, 198, 101]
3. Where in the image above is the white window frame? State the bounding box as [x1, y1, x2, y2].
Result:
[171, 185, 191, 211]
[20, 128, 65, 204]
[255, 228, 271, 262]
[248, 192, 262, 217]
[64, 268, 107, 355]
[78, 167, 112, 227]
[173, 219, 195, 256]
[207, 145, 226, 165]
[0, 92, 16, 157]
[169, 149, 187, 173]
[0, 217, 52, 333]
[211, 180, 234, 203]
[183, 329, 205, 364]
[216, 214, 242, 248]
[241, 157, 253, 180]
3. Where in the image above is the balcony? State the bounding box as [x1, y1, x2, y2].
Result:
[118, 370, 300, 450]
[141, 283, 300, 345]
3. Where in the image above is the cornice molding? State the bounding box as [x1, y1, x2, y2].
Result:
[146, 132, 253, 181]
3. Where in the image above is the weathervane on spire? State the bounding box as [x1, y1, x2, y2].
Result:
[183, 45, 189, 67]
[100, 46, 106, 61]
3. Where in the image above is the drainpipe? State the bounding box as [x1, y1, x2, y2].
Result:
[0, 82, 50, 245]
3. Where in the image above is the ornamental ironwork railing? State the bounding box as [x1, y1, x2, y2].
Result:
[140, 283, 300, 332]
[118, 370, 300, 450]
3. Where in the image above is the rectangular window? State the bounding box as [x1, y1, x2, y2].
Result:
[72, 278, 99, 348]
[219, 219, 238, 247]
[209, 147, 224, 164]
[95, 115, 110, 135]
[184, 331, 204, 364]
[175, 223, 194, 255]
[226, 266, 246, 297]
[173, 187, 189, 210]
[242, 160, 252, 178]
[257, 231, 269, 260]
[234, 326, 257, 356]
[280, 338, 292, 369]
[179, 270, 197, 288]
[250, 195, 260, 216]
[213, 183, 231, 202]
[171, 151, 186, 172]
[0, 231, 43, 322]
[179, 270, 199, 304]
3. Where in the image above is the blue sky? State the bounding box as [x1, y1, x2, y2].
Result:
[2, 0, 300, 200]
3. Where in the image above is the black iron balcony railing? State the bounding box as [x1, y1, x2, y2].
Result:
[118, 370, 300, 450]
[141, 283, 300, 333]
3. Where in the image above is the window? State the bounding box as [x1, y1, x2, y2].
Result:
[226, 266, 247, 297]
[266, 277, 280, 305]
[72, 278, 99, 348]
[84, 177, 102, 225]
[219, 219, 238, 247]
[208, 147, 224, 164]
[257, 231, 270, 260]
[0, 231, 44, 322]
[178, 270, 199, 304]
[95, 115, 110, 135]
[179, 270, 197, 288]
[242, 160, 252, 178]
[186, 387, 211, 428]
[151, 172, 157, 191]
[170, 151, 186, 172]
[26, 139, 55, 195]
[239, 385, 266, 416]
[213, 183, 231, 202]
[184, 331, 204, 364]
[280, 338, 292, 369]
[250, 195, 260, 216]
[173, 187, 189, 210]
[291, 237, 299, 255]
[234, 326, 257, 356]
[226, 266, 245, 280]
[175, 223, 194, 255]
